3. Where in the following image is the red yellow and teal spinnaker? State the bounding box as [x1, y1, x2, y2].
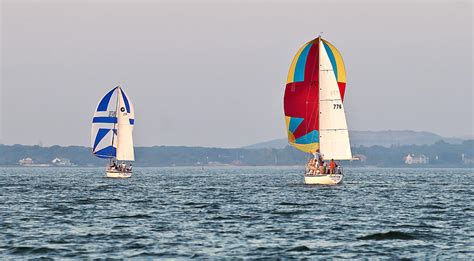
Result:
[284, 36, 347, 154]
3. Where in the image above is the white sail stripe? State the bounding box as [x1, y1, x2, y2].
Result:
[93, 130, 116, 153]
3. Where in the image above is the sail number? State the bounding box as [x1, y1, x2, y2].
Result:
[333, 104, 342, 109]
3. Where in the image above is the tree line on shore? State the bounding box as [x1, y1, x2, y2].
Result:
[0, 140, 472, 167]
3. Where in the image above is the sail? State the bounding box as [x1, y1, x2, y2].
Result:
[91, 87, 135, 160]
[115, 88, 135, 161]
[284, 36, 351, 158]
[91, 87, 119, 158]
[284, 38, 320, 153]
[319, 39, 352, 160]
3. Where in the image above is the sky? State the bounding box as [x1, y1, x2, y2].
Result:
[1, 0, 473, 147]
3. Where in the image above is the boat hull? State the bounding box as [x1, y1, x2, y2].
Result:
[106, 171, 132, 179]
[304, 174, 343, 185]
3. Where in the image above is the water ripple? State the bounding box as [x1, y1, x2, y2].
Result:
[0, 167, 472, 259]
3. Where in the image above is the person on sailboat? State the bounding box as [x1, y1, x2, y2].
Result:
[329, 159, 336, 174]
[313, 149, 322, 164]
[111, 160, 117, 170]
[307, 158, 315, 174]
[120, 162, 126, 171]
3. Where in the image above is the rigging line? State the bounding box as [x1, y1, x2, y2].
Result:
[320, 99, 342, 102]
[317, 37, 322, 150]
[301, 41, 315, 136]
[304, 40, 318, 138]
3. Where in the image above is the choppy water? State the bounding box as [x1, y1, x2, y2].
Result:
[0, 167, 473, 259]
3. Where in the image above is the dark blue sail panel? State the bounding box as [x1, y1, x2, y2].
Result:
[92, 117, 118, 123]
[120, 89, 131, 113]
[93, 146, 116, 158]
[97, 87, 117, 112]
[93, 128, 110, 151]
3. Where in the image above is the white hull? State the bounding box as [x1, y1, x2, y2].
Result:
[106, 171, 132, 179]
[304, 174, 343, 185]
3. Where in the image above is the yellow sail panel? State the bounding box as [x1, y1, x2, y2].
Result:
[285, 116, 295, 142]
[288, 142, 320, 154]
[286, 40, 314, 84]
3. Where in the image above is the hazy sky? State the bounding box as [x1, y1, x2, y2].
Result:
[1, 0, 473, 147]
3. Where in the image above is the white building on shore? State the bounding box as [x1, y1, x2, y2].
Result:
[19, 157, 34, 166]
[404, 154, 429, 165]
[51, 158, 73, 166]
[18, 157, 50, 167]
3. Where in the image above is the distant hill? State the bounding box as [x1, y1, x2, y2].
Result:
[244, 130, 464, 149]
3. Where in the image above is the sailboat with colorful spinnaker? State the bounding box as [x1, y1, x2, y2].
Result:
[284, 36, 354, 185]
[91, 86, 135, 178]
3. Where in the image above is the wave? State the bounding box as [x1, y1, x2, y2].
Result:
[75, 198, 121, 204]
[128, 199, 153, 203]
[278, 202, 314, 206]
[395, 223, 439, 229]
[415, 204, 446, 210]
[271, 210, 307, 216]
[357, 231, 417, 240]
[130, 252, 169, 258]
[8, 246, 66, 255]
[183, 202, 220, 209]
[287, 245, 310, 252]
[106, 214, 152, 219]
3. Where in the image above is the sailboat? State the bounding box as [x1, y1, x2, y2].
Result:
[91, 86, 135, 178]
[284, 36, 353, 185]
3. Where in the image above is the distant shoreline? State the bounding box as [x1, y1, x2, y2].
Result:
[1, 140, 472, 168]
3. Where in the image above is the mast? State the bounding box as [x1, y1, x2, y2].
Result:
[318, 36, 321, 155]
[110, 86, 120, 160]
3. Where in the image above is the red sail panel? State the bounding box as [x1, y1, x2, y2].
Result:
[338, 82, 346, 102]
[284, 40, 320, 152]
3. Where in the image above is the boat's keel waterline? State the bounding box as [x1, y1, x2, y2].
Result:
[106, 171, 132, 178]
[304, 174, 343, 185]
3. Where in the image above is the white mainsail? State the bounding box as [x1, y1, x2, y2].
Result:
[116, 88, 135, 161]
[318, 39, 352, 160]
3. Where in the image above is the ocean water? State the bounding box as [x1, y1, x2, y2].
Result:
[0, 167, 473, 259]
